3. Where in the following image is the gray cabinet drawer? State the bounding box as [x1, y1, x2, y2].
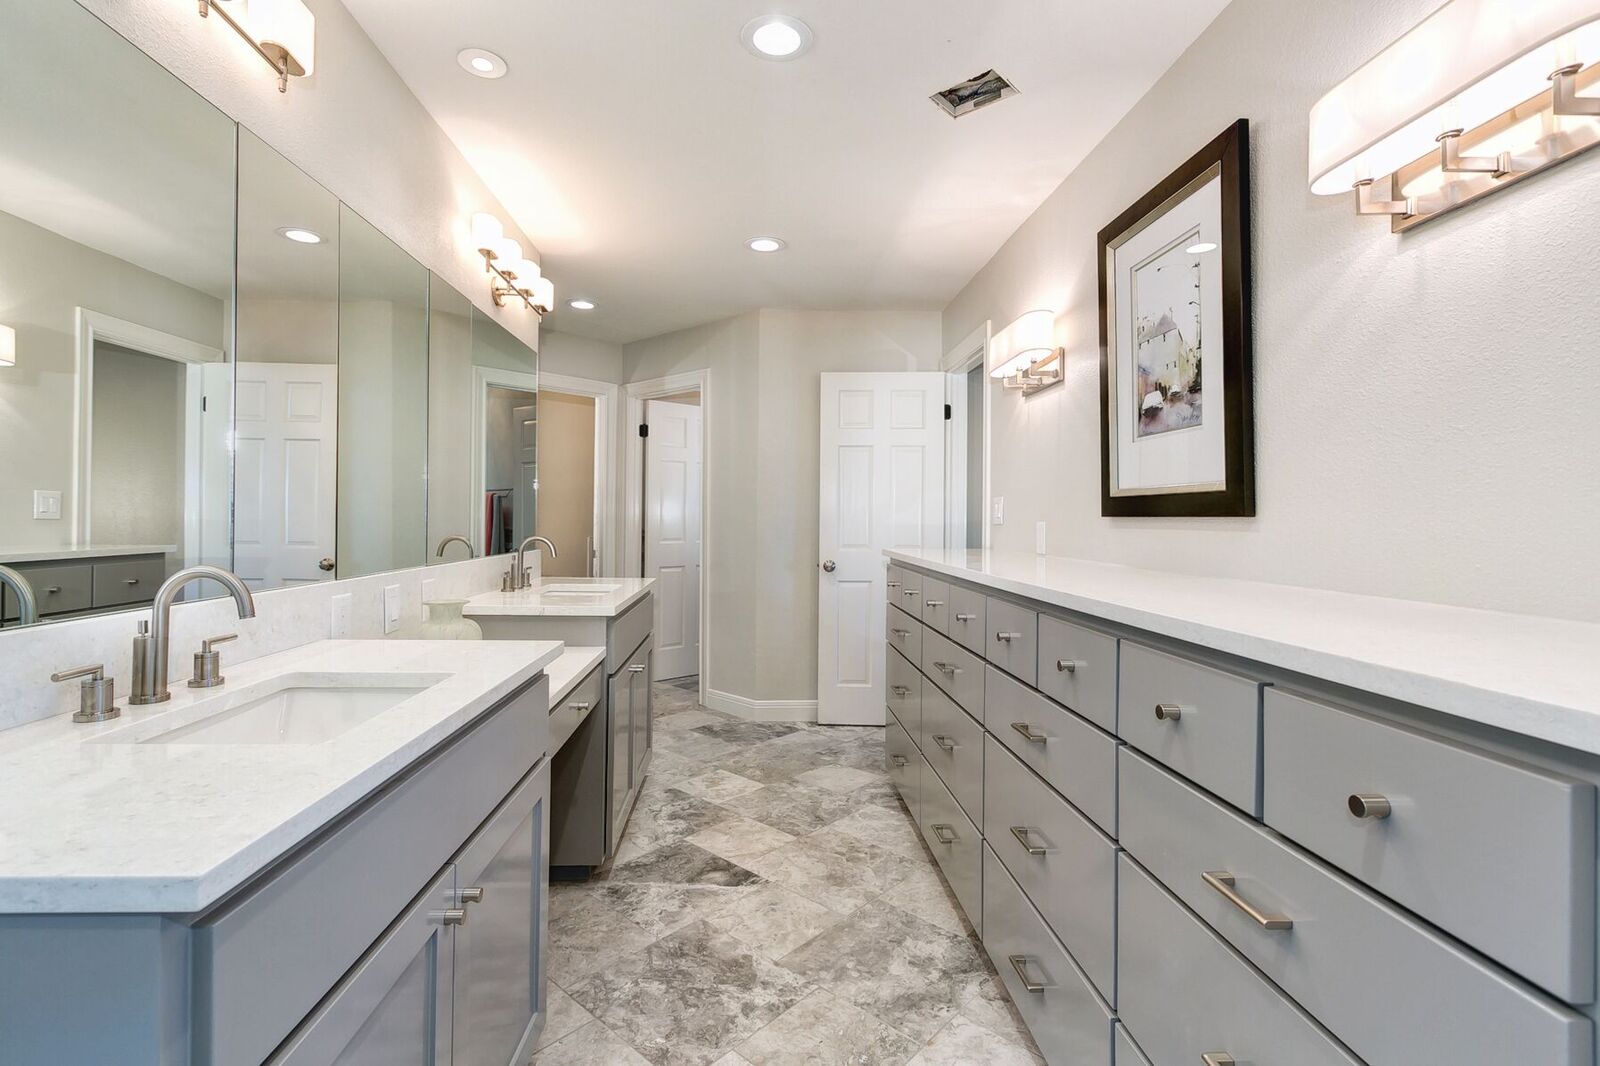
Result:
[885, 563, 910, 602]
[1114, 1024, 1153, 1066]
[986, 597, 1038, 686]
[921, 628, 984, 723]
[892, 570, 926, 620]
[550, 665, 604, 756]
[1119, 747, 1592, 1066]
[1264, 689, 1595, 1004]
[885, 603, 923, 665]
[1036, 615, 1118, 733]
[605, 593, 653, 673]
[887, 717, 920, 822]
[945, 584, 987, 655]
[983, 845, 1114, 1066]
[920, 576, 951, 633]
[2, 562, 92, 619]
[987, 665, 1117, 835]
[1117, 642, 1262, 816]
[984, 736, 1116, 1002]
[92, 556, 165, 608]
[1117, 855, 1360, 1066]
[919, 763, 982, 928]
[887, 646, 921, 741]
[921, 679, 984, 826]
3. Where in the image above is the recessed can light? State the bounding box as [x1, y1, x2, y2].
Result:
[741, 15, 812, 60]
[1185, 241, 1218, 254]
[277, 227, 324, 244]
[747, 236, 787, 253]
[457, 47, 508, 79]
[568, 299, 596, 311]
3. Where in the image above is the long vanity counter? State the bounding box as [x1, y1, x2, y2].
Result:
[463, 576, 655, 618]
[884, 548, 1599, 1066]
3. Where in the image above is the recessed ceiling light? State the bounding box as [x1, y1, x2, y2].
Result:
[277, 227, 323, 244]
[741, 15, 812, 60]
[457, 47, 508, 79]
[1185, 241, 1219, 254]
[747, 236, 786, 253]
[568, 299, 596, 311]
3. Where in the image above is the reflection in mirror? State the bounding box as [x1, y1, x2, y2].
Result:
[470, 309, 539, 560]
[0, 0, 235, 627]
[426, 275, 475, 565]
[234, 129, 340, 591]
[337, 206, 430, 580]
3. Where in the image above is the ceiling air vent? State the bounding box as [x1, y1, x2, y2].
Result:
[931, 69, 1019, 118]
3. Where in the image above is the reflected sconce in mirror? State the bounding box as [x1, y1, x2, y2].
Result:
[0, 324, 14, 367]
[1311, 0, 1600, 231]
[990, 309, 1063, 396]
[471, 213, 555, 316]
[197, 0, 316, 93]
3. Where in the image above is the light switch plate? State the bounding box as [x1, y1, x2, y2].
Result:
[1035, 521, 1047, 555]
[32, 490, 61, 520]
[420, 578, 436, 604]
[330, 593, 353, 638]
[383, 584, 401, 635]
[992, 496, 1005, 525]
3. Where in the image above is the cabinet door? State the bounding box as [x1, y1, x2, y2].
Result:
[269, 867, 456, 1066]
[453, 762, 551, 1066]
[608, 668, 633, 853]
[629, 642, 653, 785]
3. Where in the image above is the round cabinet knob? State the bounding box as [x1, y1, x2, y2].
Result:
[821, 560, 836, 573]
[1154, 703, 1183, 721]
[318, 558, 335, 572]
[1348, 793, 1392, 820]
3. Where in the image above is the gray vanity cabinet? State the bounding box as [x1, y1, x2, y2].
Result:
[609, 638, 653, 853]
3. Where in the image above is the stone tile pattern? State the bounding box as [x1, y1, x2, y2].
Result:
[534, 679, 1042, 1066]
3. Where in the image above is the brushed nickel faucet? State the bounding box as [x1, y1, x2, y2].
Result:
[435, 534, 474, 560]
[130, 565, 256, 705]
[512, 536, 558, 589]
[0, 565, 38, 626]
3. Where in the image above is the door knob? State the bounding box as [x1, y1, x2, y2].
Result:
[821, 560, 836, 572]
[318, 558, 335, 572]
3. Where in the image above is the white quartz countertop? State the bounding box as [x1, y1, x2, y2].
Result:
[888, 548, 1600, 756]
[547, 646, 605, 706]
[0, 638, 561, 915]
[0, 544, 175, 564]
[463, 576, 654, 618]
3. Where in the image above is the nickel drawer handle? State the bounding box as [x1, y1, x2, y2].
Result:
[890, 685, 910, 696]
[994, 631, 1021, 642]
[891, 627, 910, 637]
[904, 588, 921, 597]
[437, 908, 468, 926]
[932, 661, 963, 676]
[628, 664, 646, 673]
[890, 754, 908, 767]
[924, 600, 944, 608]
[459, 887, 484, 904]
[931, 734, 957, 751]
[887, 581, 902, 589]
[1010, 721, 1047, 745]
[930, 823, 958, 845]
[1203, 871, 1293, 931]
[44, 586, 61, 594]
[1055, 659, 1079, 674]
[1007, 954, 1050, 994]
[1009, 826, 1048, 856]
[1348, 793, 1392, 820]
[1202, 1055, 1237, 1066]
[569, 701, 591, 713]
[954, 612, 975, 622]
[1155, 702, 1184, 721]
[124, 578, 140, 586]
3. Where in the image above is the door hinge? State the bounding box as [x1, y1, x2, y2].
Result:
[944, 403, 952, 420]
[202, 396, 208, 412]
[639, 423, 649, 438]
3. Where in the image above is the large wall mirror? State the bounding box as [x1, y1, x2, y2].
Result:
[0, 0, 542, 630]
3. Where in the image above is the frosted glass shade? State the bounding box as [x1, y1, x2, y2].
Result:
[1309, 0, 1600, 194]
[0, 324, 14, 367]
[530, 276, 555, 313]
[248, 0, 316, 76]
[990, 309, 1056, 378]
[471, 213, 504, 252]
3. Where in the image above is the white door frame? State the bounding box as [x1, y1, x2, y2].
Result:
[624, 370, 710, 705]
[469, 365, 539, 557]
[942, 321, 991, 553]
[537, 371, 621, 578]
[73, 307, 223, 564]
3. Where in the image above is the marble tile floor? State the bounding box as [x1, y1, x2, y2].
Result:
[533, 677, 1042, 1066]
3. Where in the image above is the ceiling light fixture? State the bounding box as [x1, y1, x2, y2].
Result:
[198, 0, 316, 93]
[470, 212, 554, 315]
[457, 47, 508, 79]
[989, 310, 1063, 395]
[747, 236, 787, 253]
[277, 226, 324, 244]
[568, 299, 596, 311]
[1185, 241, 1219, 254]
[741, 15, 813, 60]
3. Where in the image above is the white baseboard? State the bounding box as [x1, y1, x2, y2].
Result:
[703, 688, 818, 723]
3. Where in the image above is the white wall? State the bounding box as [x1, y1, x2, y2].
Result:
[943, 0, 1600, 623]
[539, 329, 627, 384]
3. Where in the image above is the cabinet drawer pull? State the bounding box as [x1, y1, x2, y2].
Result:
[1009, 721, 1048, 745]
[459, 887, 484, 904]
[924, 599, 944, 608]
[931, 734, 957, 752]
[890, 685, 910, 697]
[887, 581, 902, 589]
[627, 664, 646, 674]
[124, 578, 140, 586]
[1155, 702, 1183, 721]
[903, 588, 921, 597]
[44, 586, 61, 594]
[994, 631, 1020, 642]
[930, 823, 958, 845]
[1055, 658, 1079, 674]
[569, 701, 591, 712]
[1007, 954, 1050, 994]
[438, 908, 468, 926]
[1201, 1055, 1237, 1066]
[890, 754, 908, 767]
[1009, 826, 1048, 856]
[954, 612, 975, 622]
[1348, 793, 1392, 819]
[931, 661, 963, 676]
[890, 627, 910, 638]
[1203, 871, 1293, 931]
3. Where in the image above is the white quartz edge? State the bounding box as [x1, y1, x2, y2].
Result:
[463, 577, 654, 618]
[0, 544, 176, 564]
[0, 638, 561, 914]
[888, 548, 1600, 756]
[546, 646, 605, 706]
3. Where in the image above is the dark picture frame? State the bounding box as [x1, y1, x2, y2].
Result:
[1097, 119, 1254, 517]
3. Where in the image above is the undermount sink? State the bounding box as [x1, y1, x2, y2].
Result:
[107, 673, 447, 746]
[538, 583, 621, 595]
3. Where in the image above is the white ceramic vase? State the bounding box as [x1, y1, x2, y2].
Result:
[411, 599, 483, 640]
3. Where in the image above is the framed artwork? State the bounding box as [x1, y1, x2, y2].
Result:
[1098, 118, 1254, 517]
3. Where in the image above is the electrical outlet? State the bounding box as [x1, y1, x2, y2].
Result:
[32, 490, 61, 520]
[420, 578, 437, 604]
[330, 593, 353, 638]
[991, 496, 1005, 525]
[1036, 521, 1047, 555]
[383, 585, 401, 635]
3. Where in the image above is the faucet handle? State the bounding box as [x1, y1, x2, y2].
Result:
[189, 633, 237, 689]
[201, 633, 238, 654]
[51, 664, 121, 724]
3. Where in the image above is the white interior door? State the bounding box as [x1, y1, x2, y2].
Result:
[818, 373, 946, 726]
[233, 362, 338, 589]
[644, 400, 702, 680]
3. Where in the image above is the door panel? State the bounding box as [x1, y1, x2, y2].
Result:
[817, 373, 946, 725]
[644, 400, 701, 680]
[608, 669, 633, 854]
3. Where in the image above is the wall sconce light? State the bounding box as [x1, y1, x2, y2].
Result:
[472, 213, 555, 315]
[990, 309, 1063, 395]
[198, 0, 316, 93]
[1311, 0, 1600, 231]
[0, 324, 15, 367]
